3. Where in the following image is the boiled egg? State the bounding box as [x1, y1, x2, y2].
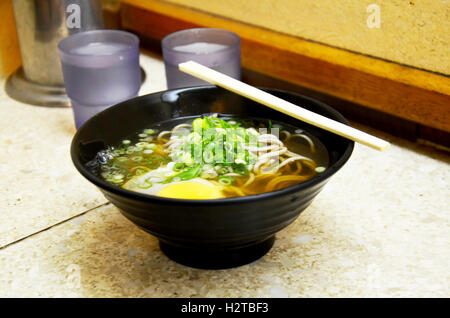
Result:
[157, 178, 224, 200]
[122, 164, 224, 200]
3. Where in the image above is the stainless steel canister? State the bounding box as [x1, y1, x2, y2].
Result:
[6, 0, 104, 106]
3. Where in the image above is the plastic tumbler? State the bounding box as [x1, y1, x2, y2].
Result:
[162, 28, 241, 89]
[58, 30, 140, 129]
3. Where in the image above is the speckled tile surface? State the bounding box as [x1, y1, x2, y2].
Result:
[0, 83, 106, 247]
[0, 130, 448, 297]
[0, 51, 448, 297]
[0, 51, 165, 247]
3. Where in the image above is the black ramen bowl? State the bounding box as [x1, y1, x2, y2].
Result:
[71, 86, 354, 269]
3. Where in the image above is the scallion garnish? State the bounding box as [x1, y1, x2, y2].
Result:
[144, 129, 156, 135]
[218, 176, 235, 186]
[137, 179, 152, 189]
[315, 166, 326, 173]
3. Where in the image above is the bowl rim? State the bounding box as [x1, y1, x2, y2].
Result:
[71, 86, 354, 205]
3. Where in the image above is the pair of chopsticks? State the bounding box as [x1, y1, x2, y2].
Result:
[179, 61, 390, 151]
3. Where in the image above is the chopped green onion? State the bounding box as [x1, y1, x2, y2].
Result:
[315, 166, 326, 173]
[138, 133, 147, 138]
[112, 149, 124, 156]
[101, 172, 112, 179]
[232, 163, 248, 176]
[137, 179, 152, 189]
[126, 146, 138, 153]
[219, 166, 232, 175]
[192, 118, 203, 132]
[201, 171, 216, 179]
[136, 142, 148, 147]
[164, 165, 202, 183]
[109, 179, 123, 185]
[177, 165, 202, 180]
[116, 156, 128, 162]
[203, 117, 212, 129]
[122, 140, 131, 145]
[173, 163, 185, 172]
[218, 176, 235, 186]
[100, 165, 111, 171]
[144, 129, 156, 135]
[202, 164, 213, 171]
[134, 168, 146, 176]
[143, 149, 153, 155]
[131, 156, 143, 162]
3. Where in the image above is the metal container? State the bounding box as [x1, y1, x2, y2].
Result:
[6, 0, 104, 107]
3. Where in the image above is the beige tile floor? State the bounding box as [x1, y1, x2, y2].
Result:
[0, 51, 166, 248]
[0, 83, 106, 247]
[0, 52, 448, 297]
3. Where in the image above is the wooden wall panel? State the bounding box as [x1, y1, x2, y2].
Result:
[120, 0, 450, 135]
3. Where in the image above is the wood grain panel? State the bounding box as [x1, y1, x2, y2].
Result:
[121, 0, 450, 133]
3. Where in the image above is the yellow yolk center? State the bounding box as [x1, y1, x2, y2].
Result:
[157, 181, 224, 200]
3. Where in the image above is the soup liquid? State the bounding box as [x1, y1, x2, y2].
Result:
[92, 115, 329, 198]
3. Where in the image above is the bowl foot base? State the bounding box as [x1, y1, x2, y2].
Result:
[159, 236, 275, 269]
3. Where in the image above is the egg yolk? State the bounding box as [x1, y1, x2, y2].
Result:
[157, 181, 224, 200]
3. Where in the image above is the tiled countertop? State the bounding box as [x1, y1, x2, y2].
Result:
[0, 51, 448, 297]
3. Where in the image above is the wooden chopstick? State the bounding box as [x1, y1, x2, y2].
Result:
[179, 61, 390, 151]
